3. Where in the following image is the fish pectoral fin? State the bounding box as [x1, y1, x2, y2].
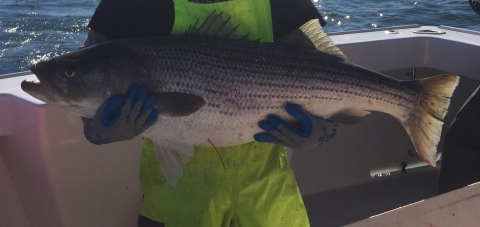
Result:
[153, 140, 195, 187]
[326, 110, 371, 125]
[277, 19, 347, 61]
[155, 92, 205, 117]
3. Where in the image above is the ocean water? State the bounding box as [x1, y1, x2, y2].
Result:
[1, 0, 480, 75]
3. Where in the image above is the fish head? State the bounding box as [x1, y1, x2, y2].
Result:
[22, 43, 145, 118]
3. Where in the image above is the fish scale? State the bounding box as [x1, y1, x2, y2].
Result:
[115, 36, 420, 145]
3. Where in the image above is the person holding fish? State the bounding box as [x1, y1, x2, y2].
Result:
[84, 0, 337, 227]
[80, 0, 337, 226]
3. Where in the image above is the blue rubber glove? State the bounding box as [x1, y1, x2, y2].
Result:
[254, 104, 338, 150]
[84, 84, 159, 145]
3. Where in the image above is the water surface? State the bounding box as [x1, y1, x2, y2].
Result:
[1, 0, 479, 74]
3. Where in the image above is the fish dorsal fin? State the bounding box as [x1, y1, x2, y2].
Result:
[278, 19, 347, 61]
[186, 10, 253, 41]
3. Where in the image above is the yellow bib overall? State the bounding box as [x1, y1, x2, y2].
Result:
[139, 1, 309, 226]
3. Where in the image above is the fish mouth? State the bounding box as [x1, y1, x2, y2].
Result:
[21, 64, 60, 103]
[21, 79, 53, 103]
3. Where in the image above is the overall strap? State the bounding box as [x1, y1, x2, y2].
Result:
[171, 0, 273, 42]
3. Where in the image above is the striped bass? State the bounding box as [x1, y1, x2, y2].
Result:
[21, 12, 459, 186]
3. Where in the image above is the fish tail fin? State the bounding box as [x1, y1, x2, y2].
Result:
[401, 74, 459, 166]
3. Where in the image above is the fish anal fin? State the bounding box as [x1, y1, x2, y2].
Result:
[155, 92, 205, 117]
[185, 10, 252, 41]
[153, 140, 195, 187]
[277, 19, 348, 61]
[326, 110, 371, 125]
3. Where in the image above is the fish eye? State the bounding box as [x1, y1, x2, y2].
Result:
[65, 70, 75, 77]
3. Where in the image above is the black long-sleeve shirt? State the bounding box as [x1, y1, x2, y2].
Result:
[88, 0, 326, 41]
